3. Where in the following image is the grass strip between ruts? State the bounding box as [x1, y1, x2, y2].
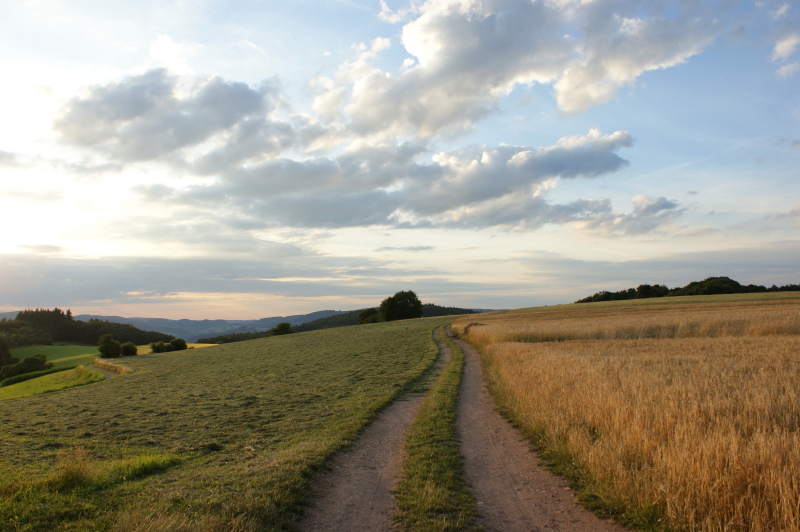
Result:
[394, 325, 479, 531]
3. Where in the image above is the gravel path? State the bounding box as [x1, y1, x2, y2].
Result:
[450, 327, 625, 532]
[300, 329, 451, 532]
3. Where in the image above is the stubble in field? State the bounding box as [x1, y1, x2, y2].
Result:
[454, 294, 800, 531]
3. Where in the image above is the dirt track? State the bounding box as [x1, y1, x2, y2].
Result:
[300, 329, 450, 531]
[450, 327, 624, 532]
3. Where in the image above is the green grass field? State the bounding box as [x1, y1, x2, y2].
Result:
[0, 367, 105, 401]
[0, 317, 451, 532]
[10, 344, 98, 361]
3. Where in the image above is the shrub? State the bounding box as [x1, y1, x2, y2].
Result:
[0, 354, 53, 380]
[98, 334, 122, 358]
[120, 341, 138, 357]
[359, 308, 382, 324]
[0, 366, 75, 387]
[169, 338, 188, 351]
[270, 322, 294, 335]
[149, 341, 173, 353]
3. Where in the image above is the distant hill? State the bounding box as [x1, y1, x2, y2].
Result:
[74, 310, 348, 342]
[200, 303, 483, 343]
[294, 303, 479, 334]
[0, 311, 19, 321]
[575, 276, 800, 304]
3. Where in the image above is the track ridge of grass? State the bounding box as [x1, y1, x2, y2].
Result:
[394, 325, 479, 531]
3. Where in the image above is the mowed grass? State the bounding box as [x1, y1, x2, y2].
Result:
[10, 344, 99, 362]
[0, 367, 105, 401]
[0, 317, 450, 532]
[453, 293, 800, 532]
[135, 343, 215, 355]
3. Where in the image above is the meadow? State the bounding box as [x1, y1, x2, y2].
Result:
[0, 317, 450, 532]
[10, 344, 99, 369]
[453, 293, 800, 531]
[0, 367, 105, 401]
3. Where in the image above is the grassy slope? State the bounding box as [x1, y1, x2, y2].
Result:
[394, 327, 477, 531]
[0, 317, 450, 532]
[10, 344, 98, 361]
[0, 367, 105, 401]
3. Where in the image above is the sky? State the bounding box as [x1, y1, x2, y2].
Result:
[0, 0, 798, 319]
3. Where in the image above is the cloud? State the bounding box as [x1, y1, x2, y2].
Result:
[54, 69, 289, 164]
[163, 129, 637, 230]
[776, 62, 800, 78]
[772, 33, 800, 61]
[16, 245, 63, 253]
[312, 0, 724, 138]
[0, 150, 19, 167]
[375, 246, 435, 251]
[553, 9, 720, 112]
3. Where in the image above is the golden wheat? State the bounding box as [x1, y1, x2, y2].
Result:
[455, 295, 800, 531]
[94, 358, 131, 374]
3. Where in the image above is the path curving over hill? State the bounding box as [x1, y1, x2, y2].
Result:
[450, 327, 625, 532]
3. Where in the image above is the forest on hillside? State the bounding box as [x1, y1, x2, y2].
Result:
[0, 308, 174, 348]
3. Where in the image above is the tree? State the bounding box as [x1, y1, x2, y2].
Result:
[120, 341, 138, 357]
[0, 337, 19, 367]
[379, 290, 423, 322]
[0, 354, 52, 380]
[270, 322, 294, 335]
[98, 334, 122, 358]
[358, 308, 382, 324]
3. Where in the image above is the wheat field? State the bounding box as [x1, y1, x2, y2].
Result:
[454, 294, 800, 531]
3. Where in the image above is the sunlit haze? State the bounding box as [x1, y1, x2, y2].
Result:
[1, 0, 799, 319]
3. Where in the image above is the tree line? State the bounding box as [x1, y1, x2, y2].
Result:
[575, 276, 800, 303]
[197, 322, 295, 344]
[0, 308, 174, 348]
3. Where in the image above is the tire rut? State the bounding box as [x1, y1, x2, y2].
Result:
[300, 328, 451, 532]
[450, 327, 625, 532]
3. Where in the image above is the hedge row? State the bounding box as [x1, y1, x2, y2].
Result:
[0, 365, 77, 388]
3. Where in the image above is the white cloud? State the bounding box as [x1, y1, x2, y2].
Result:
[553, 13, 719, 112]
[311, 0, 726, 138]
[777, 61, 800, 78]
[773, 33, 800, 61]
[771, 3, 790, 20]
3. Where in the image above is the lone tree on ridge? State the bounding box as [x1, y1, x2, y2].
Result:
[380, 290, 423, 322]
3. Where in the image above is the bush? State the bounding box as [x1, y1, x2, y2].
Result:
[150, 338, 187, 353]
[98, 334, 122, 358]
[359, 308, 382, 324]
[120, 341, 138, 357]
[0, 366, 75, 387]
[270, 322, 294, 335]
[170, 338, 188, 351]
[149, 341, 173, 353]
[0, 354, 53, 380]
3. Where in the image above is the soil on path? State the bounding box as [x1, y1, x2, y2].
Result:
[450, 327, 625, 532]
[300, 329, 452, 532]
